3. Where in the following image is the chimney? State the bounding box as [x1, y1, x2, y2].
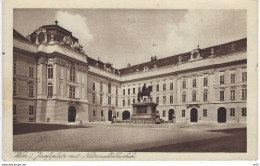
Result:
[151, 56, 157, 62]
[127, 63, 131, 67]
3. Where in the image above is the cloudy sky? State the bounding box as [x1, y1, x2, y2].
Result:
[14, 9, 246, 68]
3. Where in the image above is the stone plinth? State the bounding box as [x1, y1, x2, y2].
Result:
[130, 102, 158, 123]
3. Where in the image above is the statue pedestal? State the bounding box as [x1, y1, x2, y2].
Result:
[130, 102, 158, 123]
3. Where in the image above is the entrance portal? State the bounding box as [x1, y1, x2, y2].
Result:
[190, 108, 198, 122]
[168, 109, 175, 121]
[108, 110, 112, 121]
[68, 106, 76, 122]
[122, 111, 130, 120]
[217, 107, 226, 123]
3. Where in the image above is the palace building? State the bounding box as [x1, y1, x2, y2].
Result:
[13, 24, 247, 124]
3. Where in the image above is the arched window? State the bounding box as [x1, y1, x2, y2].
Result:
[203, 89, 208, 102]
[28, 81, 34, 97]
[47, 82, 53, 98]
[69, 65, 76, 82]
[47, 64, 53, 79]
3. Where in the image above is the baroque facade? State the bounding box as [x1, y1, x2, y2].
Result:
[13, 24, 247, 124]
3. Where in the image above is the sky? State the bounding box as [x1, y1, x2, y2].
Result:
[14, 9, 246, 69]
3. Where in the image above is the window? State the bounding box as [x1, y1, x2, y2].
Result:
[47, 82, 53, 98]
[182, 80, 186, 89]
[230, 90, 236, 101]
[123, 89, 125, 95]
[156, 85, 159, 92]
[116, 87, 118, 95]
[220, 91, 225, 101]
[138, 87, 141, 92]
[13, 79, 17, 94]
[230, 108, 235, 117]
[133, 99, 135, 104]
[117, 112, 119, 117]
[170, 83, 173, 90]
[29, 105, 34, 115]
[28, 81, 34, 97]
[128, 89, 130, 95]
[220, 75, 224, 85]
[101, 110, 103, 117]
[163, 110, 166, 117]
[203, 109, 207, 117]
[182, 110, 185, 117]
[29, 117, 34, 122]
[192, 91, 196, 102]
[47, 64, 53, 79]
[193, 79, 196, 87]
[13, 104, 16, 115]
[93, 110, 96, 116]
[242, 72, 247, 82]
[108, 96, 111, 105]
[230, 74, 236, 84]
[203, 77, 208, 86]
[133, 88, 135, 94]
[170, 95, 173, 104]
[69, 65, 76, 81]
[116, 97, 118, 106]
[123, 100, 125, 107]
[242, 89, 247, 100]
[100, 82, 103, 92]
[29, 67, 34, 78]
[163, 96, 166, 104]
[156, 97, 159, 104]
[182, 93, 186, 103]
[108, 83, 111, 93]
[92, 83, 95, 90]
[203, 90, 208, 102]
[92, 93, 95, 104]
[242, 108, 247, 116]
[69, 86, 76, 99]
[128, 99, 130, 106]
[100, 94, 103, 104]
[13, 59, 16, 75]
[163, 84, 166, 91]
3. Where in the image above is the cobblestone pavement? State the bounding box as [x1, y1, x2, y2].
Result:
[13, 122, 246, 152]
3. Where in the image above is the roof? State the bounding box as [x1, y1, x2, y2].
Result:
[13, 29, 31, 42]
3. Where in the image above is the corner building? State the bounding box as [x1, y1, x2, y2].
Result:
[13, 24, 247, 124]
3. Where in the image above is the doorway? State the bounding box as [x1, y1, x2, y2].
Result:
[190, 108, 198, 122]
[217, 107, 226, 123]
[68, 106, 76, 122]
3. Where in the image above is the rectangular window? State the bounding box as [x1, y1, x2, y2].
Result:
[101, 110, 103, 117]
[193, 79, 196, 88]
[123, 100, 125, 107]
[69, 86, 76, 99]
[92, 83, 95, 91]
[48, 67, 53, 79]
[128, 89, 130, 95]
[220, 91, 225, 101]
[133, 88, 135, 94]
[156, 97, 159, 104]
[203, 109, 207, 117]
[170, 83, 173, 90]
[13, 104, 16, 115]
[163, 84, 166, 91]
[163, 96, 166, 104]
[182, 110, 185, 117]
[242, 108, 247, 116]
[170, 95, 173, 104]
[116, 97, 118, 106]
[182, 80, 186, 89]
[163, 110, 166, 117]
[242, 72, 247, 82]
[92, 93, 95, 104]
[203, 91, 208, 102]
[133, 99, 135, 104]
[47, 85, 53, 98]
[100, 82, 103, 92]
[29, 105, 34, 115]
[220, 75, 225, 85]
[13, 61, 16, 75]
[117, 112, 119, 117]
[192, 93, 196, 102]
[230, 108, 235, 117]
[69, 66, 76, 82]
[203, 77, 208, 86]
[100, 94, 103, 104]
[13, 79, 17, 94]
[242, 89, 247, 100]
[108, 83, 111, 94]
[128, 99, 130, 106]
[108, 96, 111, 105]
[230, 90, 236, 101]
[116, 87, 118, 95]
[230, 74, 236, 84]
[93, 110, 96, 116]
[123, 89, 125, 95]
[156, 85, 159, 92]
[182, 94, 186, 103]
[29, 84, 34, 97]
[29, 67, 34, 78]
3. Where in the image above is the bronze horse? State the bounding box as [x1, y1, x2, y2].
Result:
[137, 85, 152, 102]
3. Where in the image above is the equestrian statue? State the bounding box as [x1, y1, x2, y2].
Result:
[137, 83, 153, 102]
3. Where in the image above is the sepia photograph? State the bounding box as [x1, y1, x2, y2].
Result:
[12, 8, 248, 153]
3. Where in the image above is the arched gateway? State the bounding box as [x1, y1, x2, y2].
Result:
[217, 107, 226, 123]
[190, 108, 198, 122]
[108, 110, 112, 121]
[122, 110, 130, 120]
[68, 106, 76, 122]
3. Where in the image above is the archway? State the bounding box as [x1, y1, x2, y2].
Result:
[190, 108, 198, 122]
[122, 111, 130, 120]
[108, 110, 112, 121]
[68, 106, 76, 122]
[217, 107, 226, 123]
[168, 109, 175, 121]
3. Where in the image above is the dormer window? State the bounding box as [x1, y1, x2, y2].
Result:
[143, 66, 149, 71]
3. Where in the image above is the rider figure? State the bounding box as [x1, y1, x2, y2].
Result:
[142, 83, 147, 93]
